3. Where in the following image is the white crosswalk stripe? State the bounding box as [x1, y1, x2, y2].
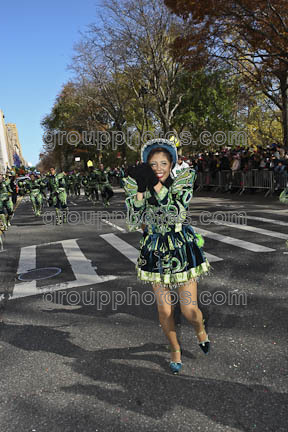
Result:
[100, 233, 138, 264]
[15, 245, 37, 294]
[246, 215, 288, 227]
[204, 252, 223, 262]
[101, 219, 126, 232]
[195, 227, 275, 252]
[215, 221, 288, 240]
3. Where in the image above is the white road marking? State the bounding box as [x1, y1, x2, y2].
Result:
[248, 208, 288, 214]
[14, 245, 37, 295]
[246, 215, 288, 227]
[100, 233, 138, 264]
[216, 221, 288, 240]
[195, 227, 275, 252]
[204, 252, 223, 262]
[60, 239, 105, 284]
[101, 219, 126, 232]
[12, 239, 116, 299]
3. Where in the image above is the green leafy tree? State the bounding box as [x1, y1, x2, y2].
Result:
[164, 0, 288, 148]
[172, 69, 239, 151]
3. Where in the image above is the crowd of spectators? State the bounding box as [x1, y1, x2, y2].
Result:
[187, 144, 288, 173]
[185, 144, 288, 191]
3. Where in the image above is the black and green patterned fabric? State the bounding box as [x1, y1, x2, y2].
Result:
[123, 168, 211, 288]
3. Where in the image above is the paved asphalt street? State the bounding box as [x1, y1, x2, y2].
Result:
[0, 188, 287, 432]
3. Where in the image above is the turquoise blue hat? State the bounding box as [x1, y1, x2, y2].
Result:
[141, 138, 178, 165]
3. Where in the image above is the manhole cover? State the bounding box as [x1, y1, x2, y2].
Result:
[18, 267, 62, 281]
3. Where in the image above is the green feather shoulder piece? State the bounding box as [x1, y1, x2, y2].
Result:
[171, 168, 197, 194]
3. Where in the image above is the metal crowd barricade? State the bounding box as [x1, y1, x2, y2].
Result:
[242, 169, 274, 196]
[196, 171, 222, 191]
[205, 170, 221, 190]
[194, 169, 276, 196]
[216, 170, 243, 193]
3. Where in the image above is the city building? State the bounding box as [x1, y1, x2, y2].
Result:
[6, 123, 25, 169]
[0, 110, 9, 174]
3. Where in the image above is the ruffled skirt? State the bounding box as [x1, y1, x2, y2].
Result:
[136, 224, 212, 289]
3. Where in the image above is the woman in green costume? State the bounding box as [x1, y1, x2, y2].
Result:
[123, 139, 212, 374]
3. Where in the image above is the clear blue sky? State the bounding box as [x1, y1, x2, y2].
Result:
[0, 0, 101, 166]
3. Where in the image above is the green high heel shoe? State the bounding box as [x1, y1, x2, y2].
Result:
[169, 347, 182, 375]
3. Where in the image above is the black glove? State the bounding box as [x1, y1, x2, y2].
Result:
[127, 164, 147, 192]
[127, 165, 137, 179]
[142, 163, 159, 188]
[127, 163, 159, 191]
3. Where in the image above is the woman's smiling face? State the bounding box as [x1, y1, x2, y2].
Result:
[148, 151, 172, 182]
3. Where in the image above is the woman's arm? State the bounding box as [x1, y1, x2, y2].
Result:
[123, 176, 147, 231]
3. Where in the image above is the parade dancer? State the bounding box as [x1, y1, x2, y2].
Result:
[81, 174, 90, 199]
[65, 172, 73, 197]
[7, 172, 18, 205]
[88, 167, 100, 203]
[26, 174, 45, 216]
[123, 139, 212, 375]
[48, 168, 68, 225]
[17, 177, 28, 197]
[98, 163, 114, 207]
[39, 173, 49, 208]
[0, 174, 14, 231]
[70, 172, 77, 197]
[74, 172, 81, 196]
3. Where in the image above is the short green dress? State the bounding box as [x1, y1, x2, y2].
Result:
[123, 168, 212, 289]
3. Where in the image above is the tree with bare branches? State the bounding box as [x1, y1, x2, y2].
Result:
[165, 0, 288, 147]
[72, 0, 185, 135]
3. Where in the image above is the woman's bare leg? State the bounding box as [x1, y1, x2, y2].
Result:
[178, 280, 208, 342]
[152, 283, 181, 362]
